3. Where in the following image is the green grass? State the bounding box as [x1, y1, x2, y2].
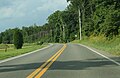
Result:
[72, 35, 120, 56]
[0, 43, 48, 60]
[71, 40, 80, 43]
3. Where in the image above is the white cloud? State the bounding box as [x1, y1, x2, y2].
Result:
[0, 7, 14, 19]
[0, 0, 26, 19]
[0, 0, 68, 32]
[36, 0, 67, 11]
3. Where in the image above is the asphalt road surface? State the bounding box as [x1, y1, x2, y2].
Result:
[0, 43, 120, 78]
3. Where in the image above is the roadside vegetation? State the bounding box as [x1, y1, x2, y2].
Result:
[72, 36, 120, 56]
[13, 29, 24, 49]
[0, 43, 47, 60]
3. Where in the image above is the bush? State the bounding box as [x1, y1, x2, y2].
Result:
[13, 29, 23, 49]
[37, 41, 43, 45]
[0, 35, 2, 44]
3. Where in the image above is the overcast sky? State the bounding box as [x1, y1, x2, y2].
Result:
[0, 0, 68, 32]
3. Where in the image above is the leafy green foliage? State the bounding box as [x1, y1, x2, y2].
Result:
[13, 29, 23, 49]
[68, 0, 120, 39]
[0, 35, 2, 44]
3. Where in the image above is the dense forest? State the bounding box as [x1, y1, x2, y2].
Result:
[0, 0, 120, 44]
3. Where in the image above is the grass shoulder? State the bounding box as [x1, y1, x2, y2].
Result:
[71, 36, 120, 56]
[0, 43, 48, 60]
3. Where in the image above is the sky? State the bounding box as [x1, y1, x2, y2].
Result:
[0, 0, 68, 32]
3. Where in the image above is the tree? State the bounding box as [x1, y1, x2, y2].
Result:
[13, 29, 23, 49]
[47, 10, 63, 42]
[0, 34, 2, 44]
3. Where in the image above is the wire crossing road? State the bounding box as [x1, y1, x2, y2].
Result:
[0, 44, 120, 78]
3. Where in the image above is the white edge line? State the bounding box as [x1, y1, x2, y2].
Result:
[79, 44, 120, 66]
[0, 44, 53, 64]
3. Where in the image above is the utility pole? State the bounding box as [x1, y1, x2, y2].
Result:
[50, 29, 53, 42]
[63, 24, 65, 42]
[78, 7, 82, 40]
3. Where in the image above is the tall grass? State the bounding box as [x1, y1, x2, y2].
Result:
[72, 35, 120, 56]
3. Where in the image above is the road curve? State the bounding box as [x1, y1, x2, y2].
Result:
[0, 43, 120, 78]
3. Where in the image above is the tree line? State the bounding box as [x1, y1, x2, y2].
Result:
[0, 24, 50, 44]
[0, 0, 120, 45]
[46, 0, 120, 42]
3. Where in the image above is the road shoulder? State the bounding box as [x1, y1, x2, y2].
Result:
[78, 44, 120, 65]
[0, 44, 53, 64]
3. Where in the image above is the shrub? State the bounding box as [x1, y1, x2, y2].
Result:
[13, 29, 23, 49]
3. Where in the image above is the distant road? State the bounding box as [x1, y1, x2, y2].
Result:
[0, 43, 120, 78]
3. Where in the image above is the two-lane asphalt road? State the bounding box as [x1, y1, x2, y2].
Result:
[0, 43, 120, 78]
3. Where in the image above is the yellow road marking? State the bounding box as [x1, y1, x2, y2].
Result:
[27, 44, 66, 78]
[35, 45, 66, 78]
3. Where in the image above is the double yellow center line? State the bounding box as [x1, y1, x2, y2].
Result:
[27, 44, 67, 78]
